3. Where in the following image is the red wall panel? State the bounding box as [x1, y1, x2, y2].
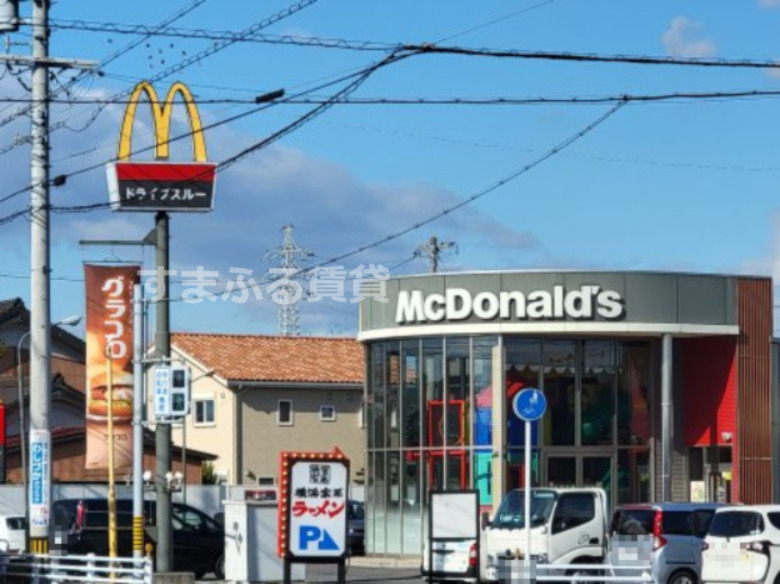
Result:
[682, 337, 737, 447]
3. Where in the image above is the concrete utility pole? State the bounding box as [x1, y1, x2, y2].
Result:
[265, 225, 313, 336]
[415, 236, 457, 273]
[19, 0, 95, 552]
[155, 211, 173, 571]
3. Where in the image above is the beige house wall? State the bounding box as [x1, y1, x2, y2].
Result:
[238, 387, 365, 484]
[147, 349, 237, 483]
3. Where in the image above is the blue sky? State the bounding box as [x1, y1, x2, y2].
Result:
[2, 0, 780, 337]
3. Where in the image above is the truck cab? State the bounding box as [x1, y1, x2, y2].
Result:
[482, 487, 608, 581]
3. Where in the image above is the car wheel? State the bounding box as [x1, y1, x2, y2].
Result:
[669, 570, 697, 584]
[214, 554, 225, 580]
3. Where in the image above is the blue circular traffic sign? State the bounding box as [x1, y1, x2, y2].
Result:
[512, 388, 547, 422]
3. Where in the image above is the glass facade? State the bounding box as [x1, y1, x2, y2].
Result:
[365, 336, 655, 555]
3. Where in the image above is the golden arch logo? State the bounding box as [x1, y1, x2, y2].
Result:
[107, 80, 217, 213]
[118, 81, 207, 162]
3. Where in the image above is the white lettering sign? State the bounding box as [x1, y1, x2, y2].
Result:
[395, 286, 625, 324]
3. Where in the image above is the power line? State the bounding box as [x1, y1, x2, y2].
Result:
[0, 0, 209, 132]
[436, 0, 557, 43]
[48, 19, 393, 52]
[0, 0, 320, 159]
[0, 48, 414, 221]
[403, 44, 780, 69]
[34, 18, 780, 71]
[5, 88, 780, 106]
[161, 99, 627, 303]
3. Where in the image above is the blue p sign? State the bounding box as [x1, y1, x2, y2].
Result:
[300, 526, 321, 550]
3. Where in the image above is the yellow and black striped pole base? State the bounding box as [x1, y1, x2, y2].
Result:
[132, 516, 144, 555]
[30, 537, 48, 554]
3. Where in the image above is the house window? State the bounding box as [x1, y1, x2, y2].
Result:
[320, 405, 337, 422]
[194, 399, 215, 426]
[278, 400, 294, 426]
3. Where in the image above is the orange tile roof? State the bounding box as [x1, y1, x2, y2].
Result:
[171, 333, 365, 385]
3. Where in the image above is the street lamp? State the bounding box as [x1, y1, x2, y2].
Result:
[16, 314, 81, 517]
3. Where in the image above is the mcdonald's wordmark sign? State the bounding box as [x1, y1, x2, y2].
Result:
[106, 81, 217, 212]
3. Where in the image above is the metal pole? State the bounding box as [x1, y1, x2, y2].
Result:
[182, 422, 187, 504]
[15, 334, 28, 526]
[107, 348, 118, 558]
[132, 284, 144, 558]
[155, 211, 172, 572]
[29, 0, 51, 553]
[524, 420, 531, 567]
[661, 334, 673, 502]
[430, 237, 438, 273]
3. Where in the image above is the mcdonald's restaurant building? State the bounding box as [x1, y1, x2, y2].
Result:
[357, 270, 780, 556]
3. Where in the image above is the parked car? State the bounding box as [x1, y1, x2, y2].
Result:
[52, 498, 225, 579]
[701, 506, 780, 584]
[422, 487, 609, 583]
[347, 500, 365, 556]
[0, 515, 26, 554]
[608, 502, 726, 584]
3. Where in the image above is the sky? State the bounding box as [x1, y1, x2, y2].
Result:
[2, 0, 780, 338]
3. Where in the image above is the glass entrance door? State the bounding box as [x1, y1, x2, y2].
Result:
[547, 456, 577, 487]
[544, 454, 614, 504]
[583, 455, 613, 510]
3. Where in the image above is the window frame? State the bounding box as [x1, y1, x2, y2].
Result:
[320, 404, 337, 422]
[552, 493, 596, 534]
[193, 397, 216, 427]
[278, 399, 294, 426]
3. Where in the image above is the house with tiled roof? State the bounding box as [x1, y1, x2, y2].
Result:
[0, 298, 216, 484]
[166, 333, 366, 485]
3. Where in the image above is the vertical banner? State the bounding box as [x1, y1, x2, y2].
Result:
[29, 429, 50, 528]
[84, 265, 139, 470]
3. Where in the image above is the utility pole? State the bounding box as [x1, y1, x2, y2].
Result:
[264, 225, 313, 336]
[415, 236, 457, 274]
[155, 211, 173, 571]
[28, 0, 51, 554]
[13, 0, 96, 552]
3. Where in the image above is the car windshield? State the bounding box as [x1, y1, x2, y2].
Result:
[492, 490, 558, 529]
[708, 511, 764, 538]
[347, 502, 364, 520]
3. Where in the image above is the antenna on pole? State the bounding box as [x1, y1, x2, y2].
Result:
[264, 225, 313, 336]
[414, 236, 457, 273]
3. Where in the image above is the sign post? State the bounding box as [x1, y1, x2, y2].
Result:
[278, 449, 350, 584]
[512, 388, 546, 567]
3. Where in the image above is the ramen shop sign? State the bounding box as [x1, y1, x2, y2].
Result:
[395, 285, 625, 324]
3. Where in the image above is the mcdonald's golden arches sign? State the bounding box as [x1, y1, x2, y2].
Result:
[106, 81, 217, 212]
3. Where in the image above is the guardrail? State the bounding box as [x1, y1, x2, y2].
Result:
[495, 561, 654, 583]
[0, 553, 153, 584]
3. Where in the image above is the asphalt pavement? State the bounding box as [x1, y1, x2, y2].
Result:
[199, 563, 420, 583]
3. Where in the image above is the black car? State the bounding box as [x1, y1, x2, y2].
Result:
[347, 500, 365, 556]
[52, 498, 225, 580]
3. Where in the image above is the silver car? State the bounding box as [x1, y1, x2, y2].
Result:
[607, 503, 726, 584]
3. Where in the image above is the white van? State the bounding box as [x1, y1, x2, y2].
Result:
[0, 515, 26, 554]
[422, 487, 609, 582]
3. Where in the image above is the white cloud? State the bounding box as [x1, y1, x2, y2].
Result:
[0, 91, 542, 334]
[759, 0, 780, 8]
[661, 16, 717, 58]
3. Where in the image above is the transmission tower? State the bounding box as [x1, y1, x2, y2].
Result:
[264, 225, 314, 336]
[415, 235, 458, 273]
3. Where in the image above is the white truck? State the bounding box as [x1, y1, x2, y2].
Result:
[422, 487, 609, 582]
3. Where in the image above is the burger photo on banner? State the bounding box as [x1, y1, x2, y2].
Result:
[84, 264, 139, 471]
